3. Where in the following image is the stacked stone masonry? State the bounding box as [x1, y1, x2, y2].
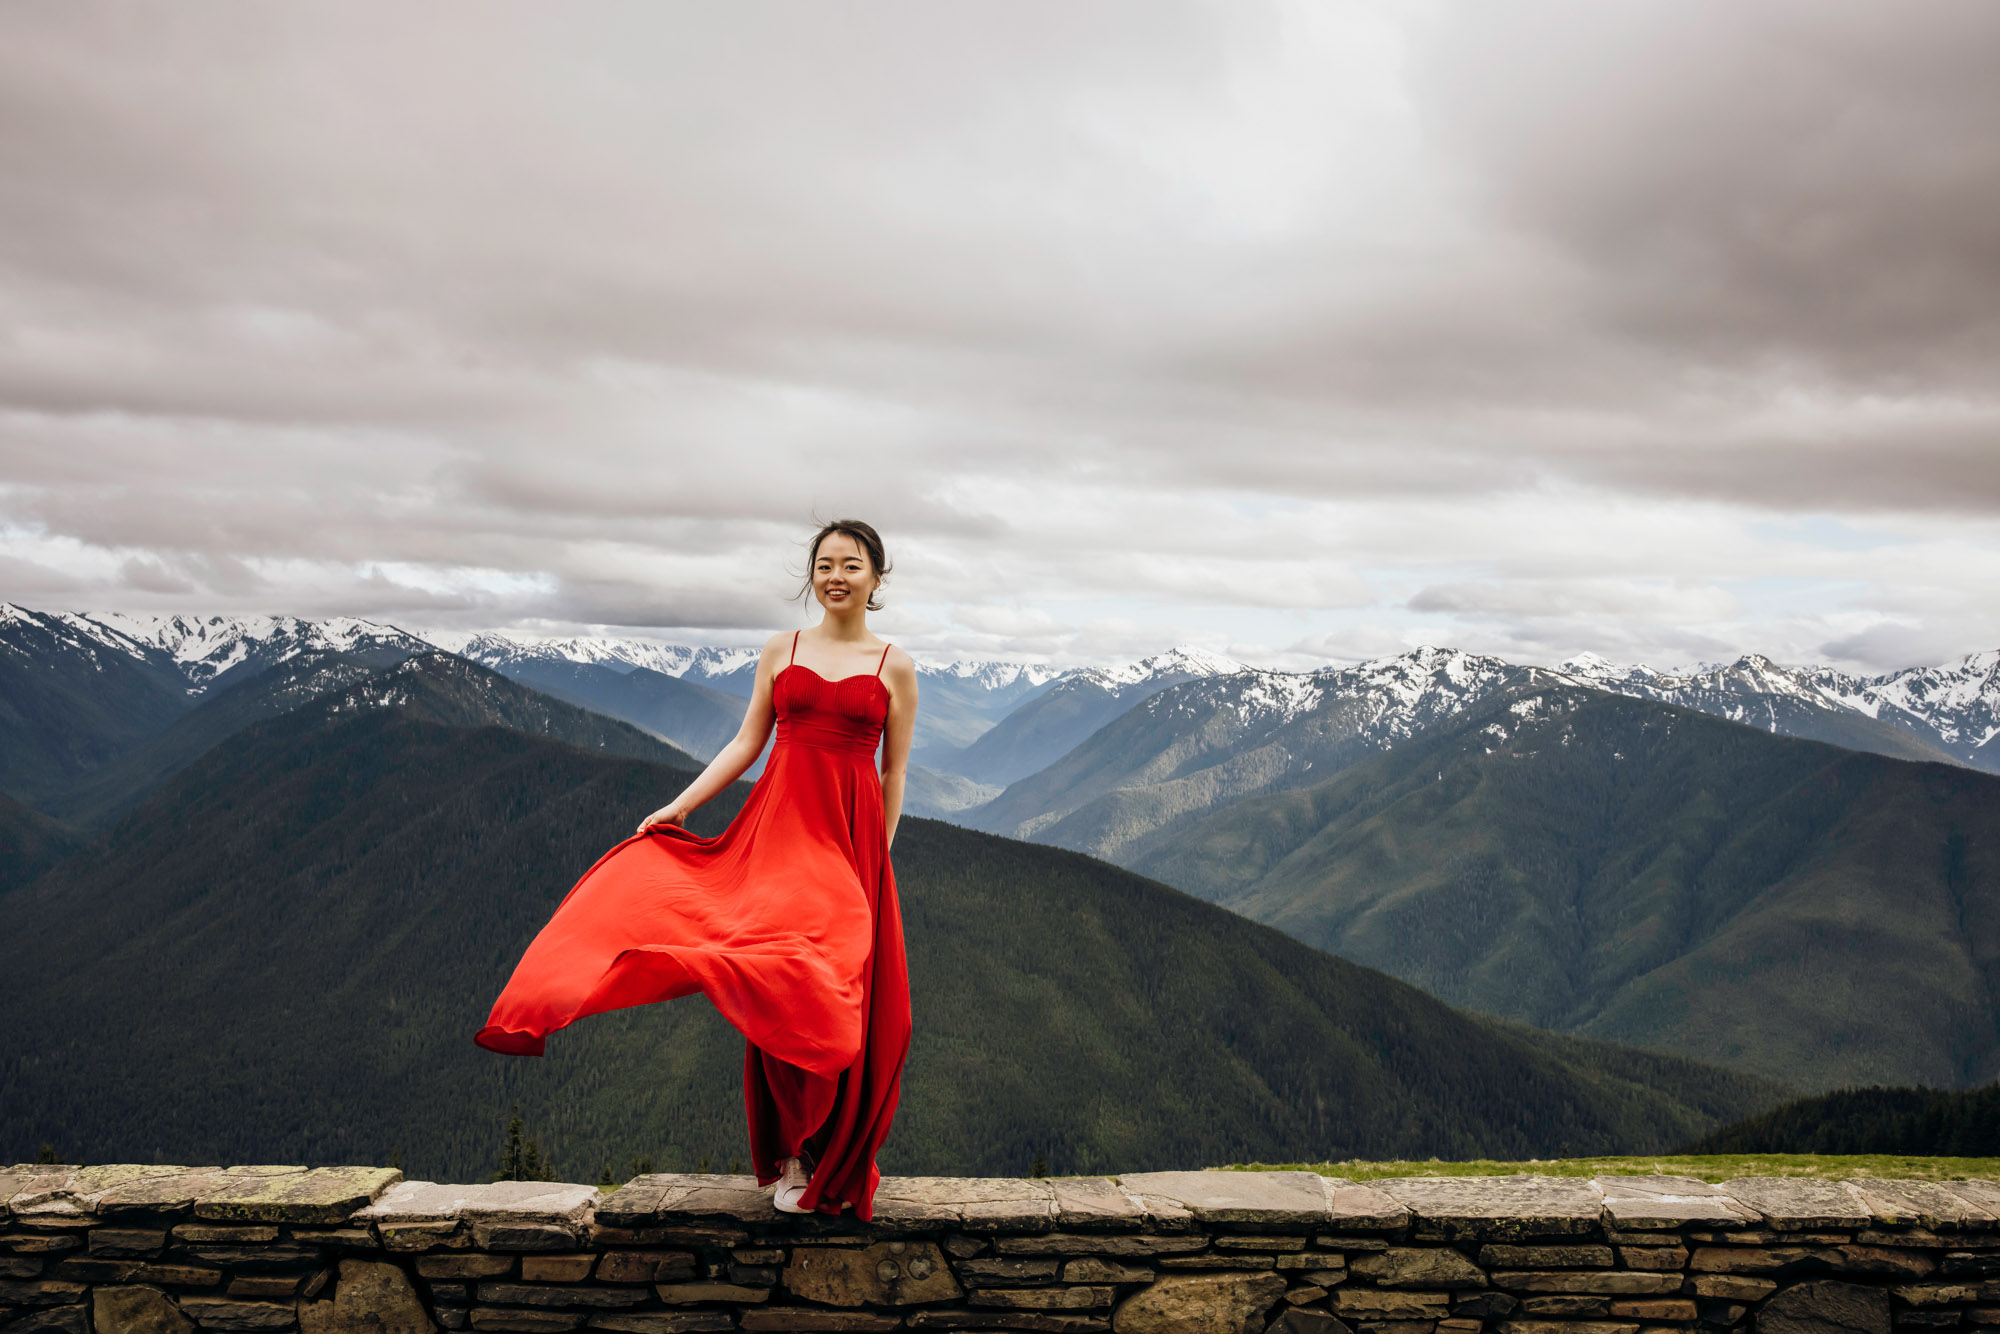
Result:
[7, 1165, 2000, 1334]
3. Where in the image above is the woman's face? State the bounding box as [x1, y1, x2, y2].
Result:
[813, 532, 880, 611]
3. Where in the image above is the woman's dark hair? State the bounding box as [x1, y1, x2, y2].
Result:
[796, 518, 891, 611]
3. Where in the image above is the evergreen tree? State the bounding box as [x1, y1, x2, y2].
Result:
[1029, 1149, 1049, 1178]
[497, 1106, 525, 1181]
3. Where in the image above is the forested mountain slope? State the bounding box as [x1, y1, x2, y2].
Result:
[1134, 683, 2000, 1092]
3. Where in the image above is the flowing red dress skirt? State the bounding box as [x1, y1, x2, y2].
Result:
[473, 661, 912, 1220]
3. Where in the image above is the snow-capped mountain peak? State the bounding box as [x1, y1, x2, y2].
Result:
[1557, 651, 1629, 681]
[1535, 648, 2000, 767]
[1084, 643, 1246, 688]
[1863, 649, 2000, 755]
[442, 632, 764, 683]
[1330, 644, 1517, 697]
[915, 657, 1068, 690]
[11, 610, 430, 693]
[0, 604, 162, 669]
[446, 632, 699, 677]
[1125, 643, 1535, 772]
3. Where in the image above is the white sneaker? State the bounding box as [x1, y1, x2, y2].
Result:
[772, 1156, 811, 1213]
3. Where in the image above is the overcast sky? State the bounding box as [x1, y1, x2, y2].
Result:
[2, 2, 1996, 673]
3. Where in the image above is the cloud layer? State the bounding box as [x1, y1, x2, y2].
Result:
[2, 1, 1995, 671]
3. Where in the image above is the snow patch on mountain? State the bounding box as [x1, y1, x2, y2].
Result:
[1294, 645, 1535, 742]
[1229, 670, 1327, 724]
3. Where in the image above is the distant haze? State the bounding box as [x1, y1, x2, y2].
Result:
[1, 2, 1995, 673]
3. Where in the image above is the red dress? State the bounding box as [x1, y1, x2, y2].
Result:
[473, 632, 912, 1219]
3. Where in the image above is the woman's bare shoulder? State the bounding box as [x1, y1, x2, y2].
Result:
[881, 643, 918, 684]
[755, 629, 794, 671]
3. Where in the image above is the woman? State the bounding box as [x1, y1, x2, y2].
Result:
[473, 519, 917, 1220]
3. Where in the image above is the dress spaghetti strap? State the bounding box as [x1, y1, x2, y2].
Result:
[874, 642, 890, 676]
[790, 630, 799, 666]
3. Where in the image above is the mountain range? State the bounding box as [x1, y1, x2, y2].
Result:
[1558, 650, 1994, 769]
[13, 603, 1995, 806]
[5, 601, 1998, 1112]
[0, 643, 1786, 1178]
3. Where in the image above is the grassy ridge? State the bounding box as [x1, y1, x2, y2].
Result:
[1220, 1154, 2000, 1182]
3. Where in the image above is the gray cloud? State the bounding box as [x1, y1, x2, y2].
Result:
[1423, 3, 2000, 380]
[0, 1, 1995, 667]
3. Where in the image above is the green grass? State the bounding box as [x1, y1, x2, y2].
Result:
[1213, 1154, 2000, 1182]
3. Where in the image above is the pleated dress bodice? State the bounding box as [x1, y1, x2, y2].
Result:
[771, 661, 889, 757]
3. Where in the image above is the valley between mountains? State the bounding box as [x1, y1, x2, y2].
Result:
[2, 603, 1995, 1177]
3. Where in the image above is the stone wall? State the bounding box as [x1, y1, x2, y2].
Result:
[6, 1163, 2000, 1334]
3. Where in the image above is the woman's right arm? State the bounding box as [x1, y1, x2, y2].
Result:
[636, 633, 786, 833]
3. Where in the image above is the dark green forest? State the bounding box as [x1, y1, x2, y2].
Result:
[1686, 1082, 2000, 1157]
[0, 789, 81, 893]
